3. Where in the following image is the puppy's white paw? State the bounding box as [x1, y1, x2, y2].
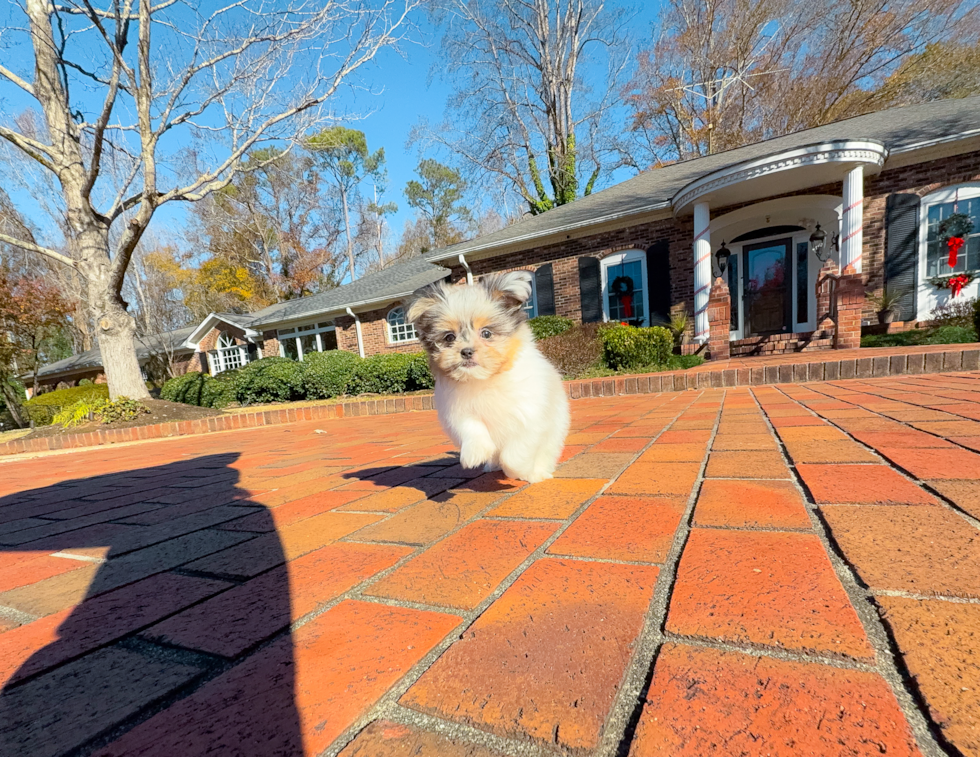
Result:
[460, 440, 496, 470]
[523, 471, 554, 484]
[483, 460, 502, 473]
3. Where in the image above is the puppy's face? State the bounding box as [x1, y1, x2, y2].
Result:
[407, 272, 532, 382]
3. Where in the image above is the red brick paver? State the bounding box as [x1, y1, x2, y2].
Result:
[2, 373, 980, 756]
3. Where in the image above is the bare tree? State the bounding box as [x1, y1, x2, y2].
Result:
[624, 0, 976, 167]
[419, 0, 632, 215]
[0, 0, 421, 399]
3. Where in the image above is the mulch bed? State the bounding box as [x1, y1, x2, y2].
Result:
[22, 399, 220, 439]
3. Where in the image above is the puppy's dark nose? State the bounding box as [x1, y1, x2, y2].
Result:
[460, 347, 474, 359]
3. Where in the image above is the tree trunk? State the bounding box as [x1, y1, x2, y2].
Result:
[1, 379, 27, 429]
[341, 187, 356, 281]
[77, 230, 151, 401]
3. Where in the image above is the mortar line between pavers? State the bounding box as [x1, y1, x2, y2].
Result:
[755, 384, 950, 757]
[777, 382, 980, 533]
[871, 588, 980, 604]
[594, 390, 727, 757]
[379, 703, 566, 757]
[850, 373, 980, 425]
[319, 391, 706, 757]
[660, 631, 878, 671]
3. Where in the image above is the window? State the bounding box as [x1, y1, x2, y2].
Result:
[924, 192, 980, 277]
[523, 275, 537, 319]
[387, 306, 417, 343]
[601, 251, 648, 326]
[277, 321, 336, 360]
[210, 330, 248, 374]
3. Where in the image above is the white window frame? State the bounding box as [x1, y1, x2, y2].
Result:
[386, 306, 418, 344]
[209, 331, 249, 374]
[277, 321, 337, 360]
[600, 250, 649, 326]
[523, 274, 538, 319]
[917, 183, 980, 320]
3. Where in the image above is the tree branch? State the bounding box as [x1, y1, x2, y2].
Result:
[0, 64, 36, 97]
[0, 232, 78, 270]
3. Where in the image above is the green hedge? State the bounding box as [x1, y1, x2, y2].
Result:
[203, 370, 239, 409]
[233, 357, 306, 404]
[349, 353, 425, 395]
[161, 351, 435, 407]
[160, 372, 210, 406]
[528, 316, 574, 341]
[303, 350, 361, 399]
[24, 384, 109, 426]
[600, 324, 673, 371]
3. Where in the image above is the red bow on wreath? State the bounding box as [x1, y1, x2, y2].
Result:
[610, 275, 635, 319]
[948, 236, 965, 268]
[949, 273, 971, 297]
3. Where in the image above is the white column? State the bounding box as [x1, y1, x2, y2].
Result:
[693, 201, 712, 342]
[841, 165, 864, 273]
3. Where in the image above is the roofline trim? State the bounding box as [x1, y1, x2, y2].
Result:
[672, 140, 887, 213]
[426, 202, 673, 264]
[187, 313, 260, 348]
[889, 127, 980, 155]
[251, 284, 448, 330]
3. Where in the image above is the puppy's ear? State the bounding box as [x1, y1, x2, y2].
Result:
[480, 271, 533, 311]
[407, 282, 445, 325]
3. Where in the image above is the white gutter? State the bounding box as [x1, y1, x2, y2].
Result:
[346, 307, 365, 358]
[458, 253, 474, 285]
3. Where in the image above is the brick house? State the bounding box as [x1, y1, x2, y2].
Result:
[31, 97, 980, 389]
[422, 96, 980, 359]
[26, 326, 200, 396]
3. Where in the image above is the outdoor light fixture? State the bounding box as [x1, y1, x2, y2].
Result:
[716, 241, 731, 276]
[810, 224, 830, 262]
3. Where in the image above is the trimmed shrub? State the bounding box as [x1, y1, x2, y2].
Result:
[78, 378, 94, 386]
[161, 372, 210, 406]
[537, 323, 604, 378]
[303, 351, 361, 399]
[348, 353, 417, 395]
[932, 297, 976, 329]
[927, 325, 977, 344]
[202, 370, 239, 409]
[93, 397, 150, 424]
[406, 352, 435, 390]
[234, 357, 306, 405]
[528, 316, 574, 341]
[600, 324, 673, 371]
[24, 384, 109, 426]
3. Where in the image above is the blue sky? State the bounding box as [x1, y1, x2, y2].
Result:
[0, 1, 666, 265]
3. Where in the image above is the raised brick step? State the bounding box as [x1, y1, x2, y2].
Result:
[731, 331, 835, 357]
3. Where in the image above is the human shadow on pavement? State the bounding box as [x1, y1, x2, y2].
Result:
[0, 453, 303, 757]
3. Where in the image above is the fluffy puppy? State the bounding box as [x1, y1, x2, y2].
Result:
[407, 271, 570, 483]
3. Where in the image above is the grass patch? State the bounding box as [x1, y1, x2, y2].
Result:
[861, 325, 977, 348]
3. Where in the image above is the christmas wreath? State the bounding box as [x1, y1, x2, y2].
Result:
[610, 275, 635, 318]
[929, 271, 975, 298]
[938, 212, 973, 269]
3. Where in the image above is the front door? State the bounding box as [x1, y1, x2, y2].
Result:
[743, 238, 792, 335]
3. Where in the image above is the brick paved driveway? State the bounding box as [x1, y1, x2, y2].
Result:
[1, 373, 979, 757]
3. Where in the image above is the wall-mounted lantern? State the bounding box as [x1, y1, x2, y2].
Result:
[716, 241, 731, 276]
[810, 224, 830, 262]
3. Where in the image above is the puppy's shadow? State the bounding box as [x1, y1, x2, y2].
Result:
[0, 454, 303, 756]
[342, 456, 523, 496]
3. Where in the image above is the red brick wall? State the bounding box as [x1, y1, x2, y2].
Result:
[863, 150, 980, 316]
[449, 217, 694, 329]
[335, 305, 423, 356]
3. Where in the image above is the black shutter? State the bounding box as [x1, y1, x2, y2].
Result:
[578, 256, 603, 323]
[885, 193, 920, 321]
[645, 240, 671, 326]
[534, 263, 556, 316]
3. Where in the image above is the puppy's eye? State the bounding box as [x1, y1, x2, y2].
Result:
[480, 329, 492, 339]
[444, 333, 456, 344]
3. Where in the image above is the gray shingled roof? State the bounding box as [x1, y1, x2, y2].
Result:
[30, 326, 197, 379]
[427, 96, 980, 263]
[247, 256, 449, 328]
